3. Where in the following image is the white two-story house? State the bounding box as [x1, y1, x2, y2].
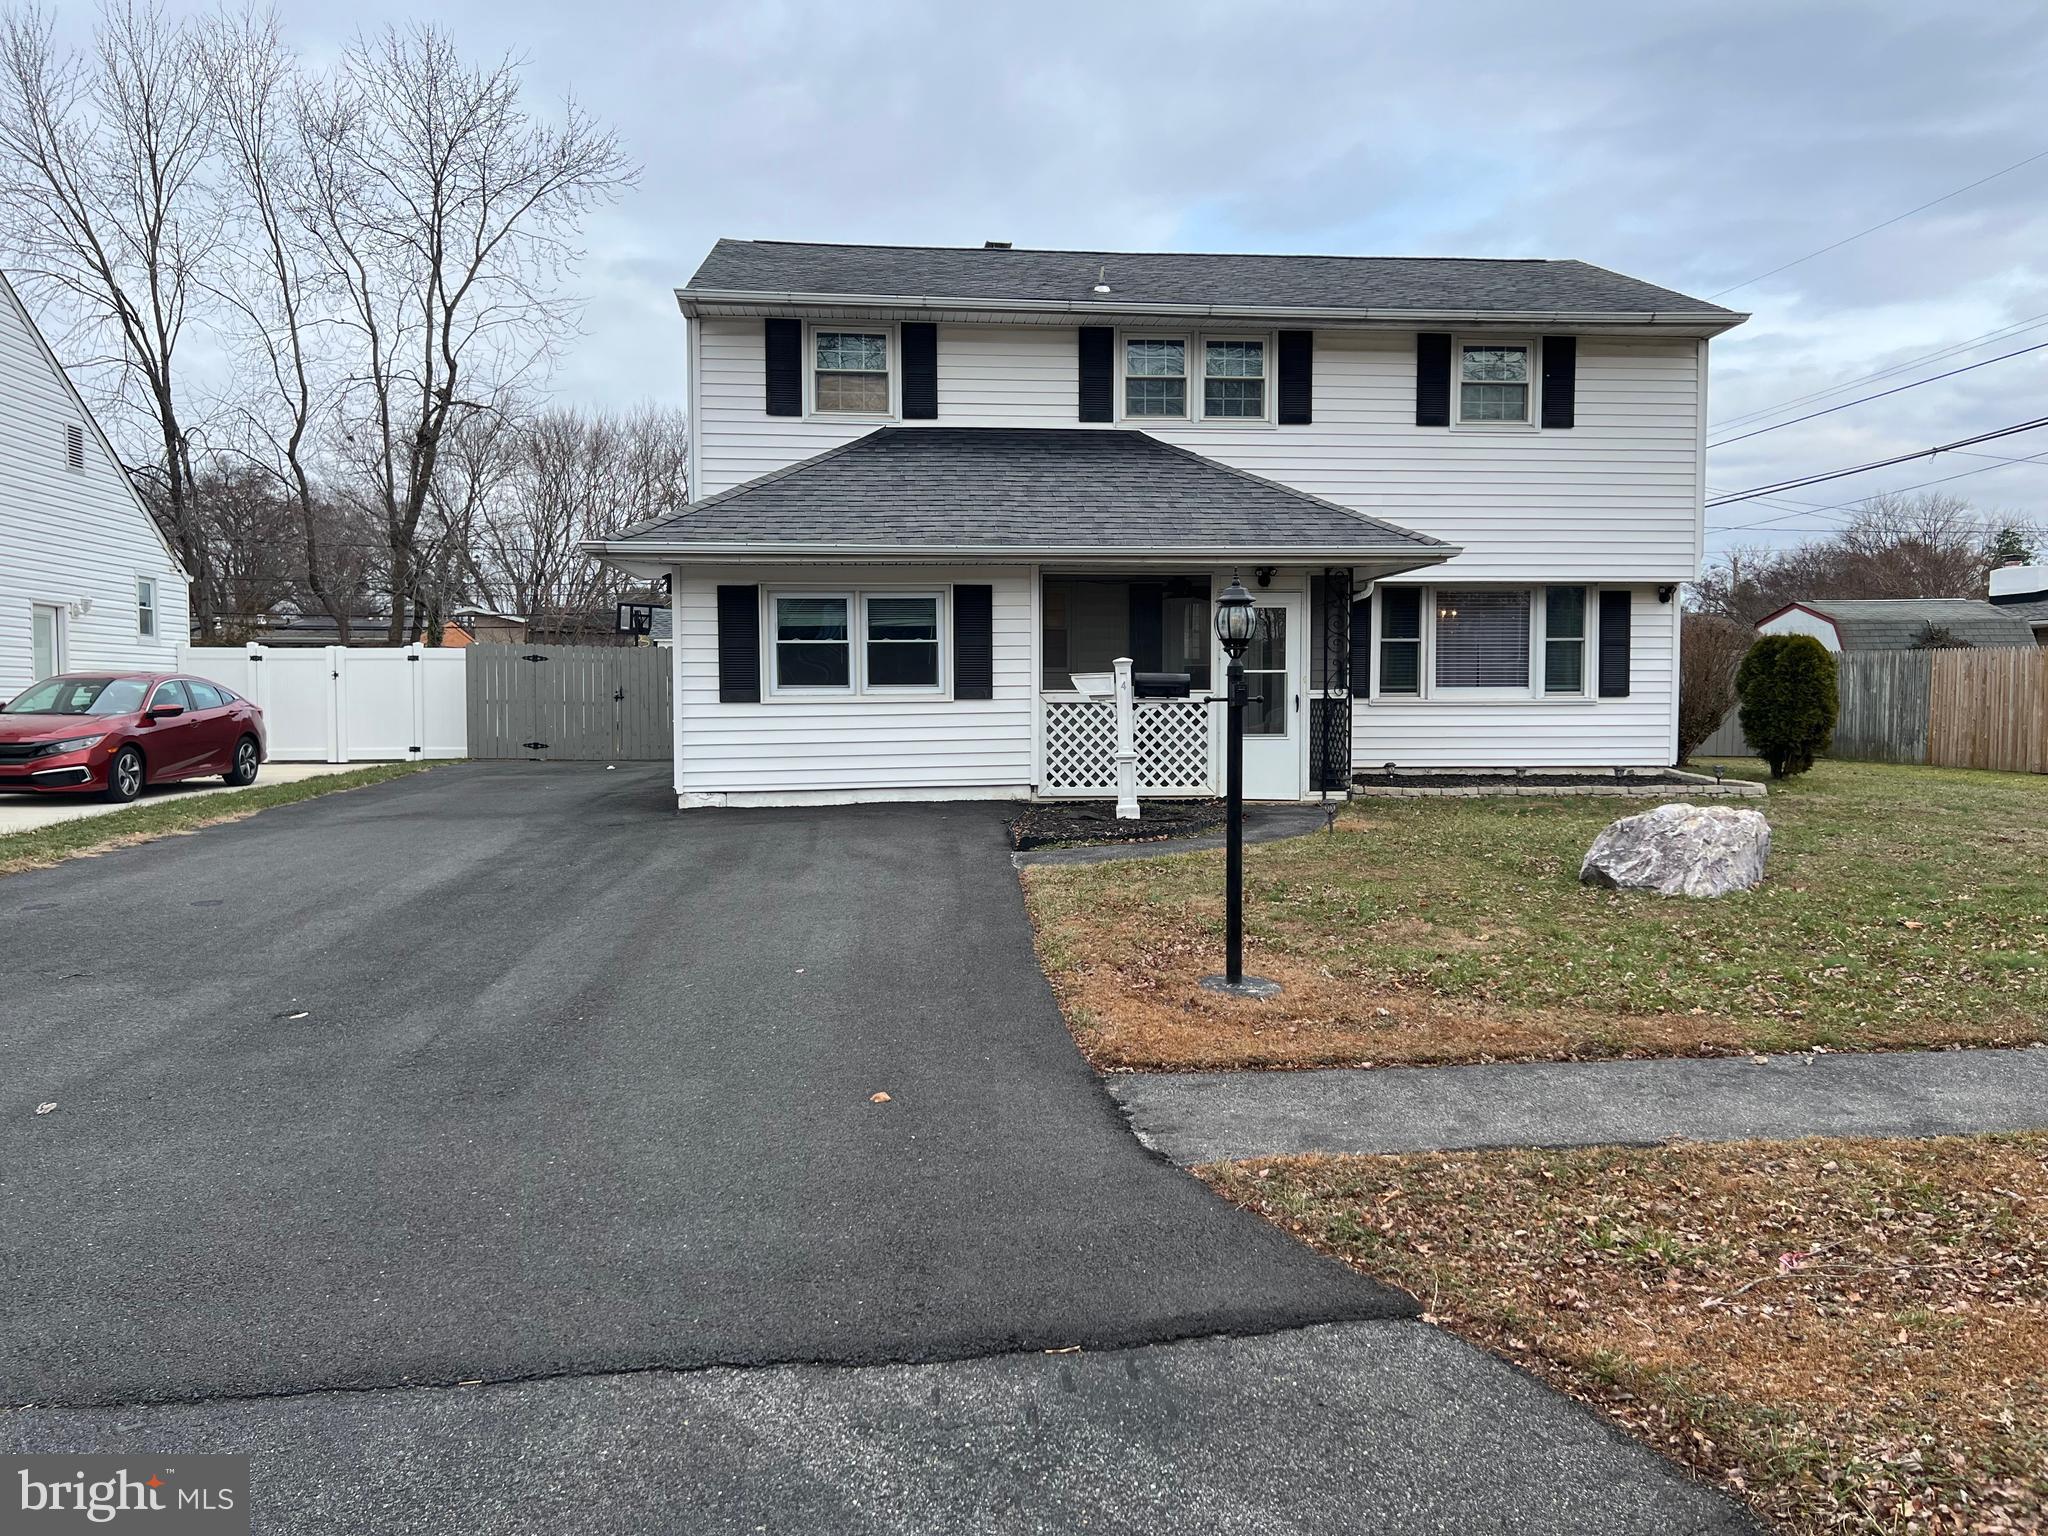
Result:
[589, 240, 1744, 808]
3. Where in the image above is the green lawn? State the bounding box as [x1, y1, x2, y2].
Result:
[1022, 759, 2048, 1069]
[0, 763, 431, 879]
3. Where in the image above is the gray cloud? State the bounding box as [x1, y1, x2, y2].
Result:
[77, 0, 2048, 548]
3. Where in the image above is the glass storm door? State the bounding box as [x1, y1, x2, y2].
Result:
[1237, 593, 1304, 799]
[31, 604, 61, 679]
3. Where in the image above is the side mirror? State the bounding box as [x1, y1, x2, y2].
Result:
[148, 703, 185, 721]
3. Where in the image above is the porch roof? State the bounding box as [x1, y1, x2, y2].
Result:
[588, 428, 1457, 566]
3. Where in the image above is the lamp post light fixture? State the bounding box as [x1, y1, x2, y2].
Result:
[1201, 575, 1282, 1001]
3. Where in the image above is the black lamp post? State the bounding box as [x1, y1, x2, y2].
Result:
[1201, 575, 1281, 1000]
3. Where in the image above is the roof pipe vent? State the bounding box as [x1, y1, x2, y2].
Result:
[983, 240, 1012, 249]
[1092, 265, 1111, 295]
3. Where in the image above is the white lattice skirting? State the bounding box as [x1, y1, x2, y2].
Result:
[1040, 697, 1215, 796]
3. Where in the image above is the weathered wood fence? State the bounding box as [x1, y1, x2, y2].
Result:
[1698, 646, 2046, 773]
[466, 644, 671, 761]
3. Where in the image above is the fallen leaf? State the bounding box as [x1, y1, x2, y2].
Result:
[869, 1091, 892, 1104]
[34, 1102, 56, 1115]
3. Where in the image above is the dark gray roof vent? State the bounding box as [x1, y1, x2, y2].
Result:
[983, 239, 1012, 249]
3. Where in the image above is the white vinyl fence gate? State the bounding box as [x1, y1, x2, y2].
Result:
[180, 645, 468, 763]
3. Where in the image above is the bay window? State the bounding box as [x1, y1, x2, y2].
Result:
[1369, 584, 1596, 700]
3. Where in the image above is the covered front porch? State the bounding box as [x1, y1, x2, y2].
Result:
[1033, 567, 1360, 802]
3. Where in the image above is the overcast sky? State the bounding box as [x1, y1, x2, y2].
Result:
[63, 0, 2048, 556]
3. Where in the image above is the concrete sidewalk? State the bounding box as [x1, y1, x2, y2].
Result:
[0, 762, 360, 835]
[1112, 1045, 2048, 1165]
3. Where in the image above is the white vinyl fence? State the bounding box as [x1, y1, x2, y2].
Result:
[179, 644, 468, 763]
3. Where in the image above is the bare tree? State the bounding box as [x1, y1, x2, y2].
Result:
[1692, 493, 2048, 625]
[292, 25, 634, 643]
[0, 2, 221, 628]
[1676, 611, 1751, 761]
[467, 403, 688, 628]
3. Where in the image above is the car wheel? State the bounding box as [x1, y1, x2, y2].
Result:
[225, 735, 261, 787]
[104, 747, 145, 804]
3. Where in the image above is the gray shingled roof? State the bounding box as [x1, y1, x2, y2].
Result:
[684, 239, 1740, 320]
[597, 428, 1453, 559]
[1794, 598, 2039, 650]
[1990, 597, 2048, 629]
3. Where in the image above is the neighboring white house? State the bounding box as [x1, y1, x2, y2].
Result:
[0, 272, 188, 699]
[588, 239, 1746, 808]
[1988, 563, 2048, 645]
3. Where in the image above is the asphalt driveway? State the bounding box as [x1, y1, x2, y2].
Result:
[0, 763, 1397, 1407]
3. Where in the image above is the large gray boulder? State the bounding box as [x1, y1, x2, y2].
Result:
[1579, 802, 1770, 898]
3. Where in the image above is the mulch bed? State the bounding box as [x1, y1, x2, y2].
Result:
[1351, 769, 1704, 789]
[1008, 799, 1227, 851]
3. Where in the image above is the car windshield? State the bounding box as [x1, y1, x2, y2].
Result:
[3, 677, 150, 716]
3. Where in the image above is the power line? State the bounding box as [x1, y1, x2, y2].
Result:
[1707, 444, 2048, 530]
[1707, 146, 2048, 299]
[1705, 340, 2048, 449]
[1705, 416, 2048, 507]
[1710, 310, 2048, 432]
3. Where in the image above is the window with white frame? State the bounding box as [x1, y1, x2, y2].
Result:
[1371, 585, 1593, 699]
[1124, 338, 1186, 417]
[137, 576, 156, 639]
[1543, 586, 1586, 694]
[772, 593, 852, 692]
[770, 589, 946, 696]
[1435, 589, 1530, 690]
[1203, 339, 1265, 418]
[812, 330, 890, 414]
[1456, 342, 1533, 424]
[862, 593, 942, 690]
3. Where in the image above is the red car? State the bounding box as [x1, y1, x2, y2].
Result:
[0, 673, 266, 803]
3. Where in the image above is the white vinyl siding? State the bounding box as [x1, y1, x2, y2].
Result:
[0, 279, 186, 698]
[1353, 586, 1678, 766]
[692, 318, 1704, 581]
[673, 563, 1034, 798]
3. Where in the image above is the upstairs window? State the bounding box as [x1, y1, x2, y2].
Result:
[137, 576, 157, 639]
[1203, 339, 1265, 418]
[812, 330, 890, 414]
[1457, 342, 1532, 424]
[1124, 338, 1186, 417]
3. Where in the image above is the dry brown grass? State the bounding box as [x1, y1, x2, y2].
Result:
[1022, 760, 2048, 1071]
[1203, 1135, 2048, 1535]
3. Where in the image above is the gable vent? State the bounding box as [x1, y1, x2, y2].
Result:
[65, 423, 84, 472]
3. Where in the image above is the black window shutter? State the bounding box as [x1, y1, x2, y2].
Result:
[1415, 333, 1452, 427]
[1277, 330, 1313, 424]
[1349, 594, 1373, 698]
[1078, 326, 1114, 423]
[1541, 335, 1577, 429]
[763, 319, 803, 417]
[901, 322, 938, 419]
[717, 585, 761, 702]
[953, 585, 994, 700]
[1598, 590, 1632, 698]
[1127, 582, 1164, 671]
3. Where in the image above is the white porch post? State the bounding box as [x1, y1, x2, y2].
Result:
[1112, 656, 1139, 820]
